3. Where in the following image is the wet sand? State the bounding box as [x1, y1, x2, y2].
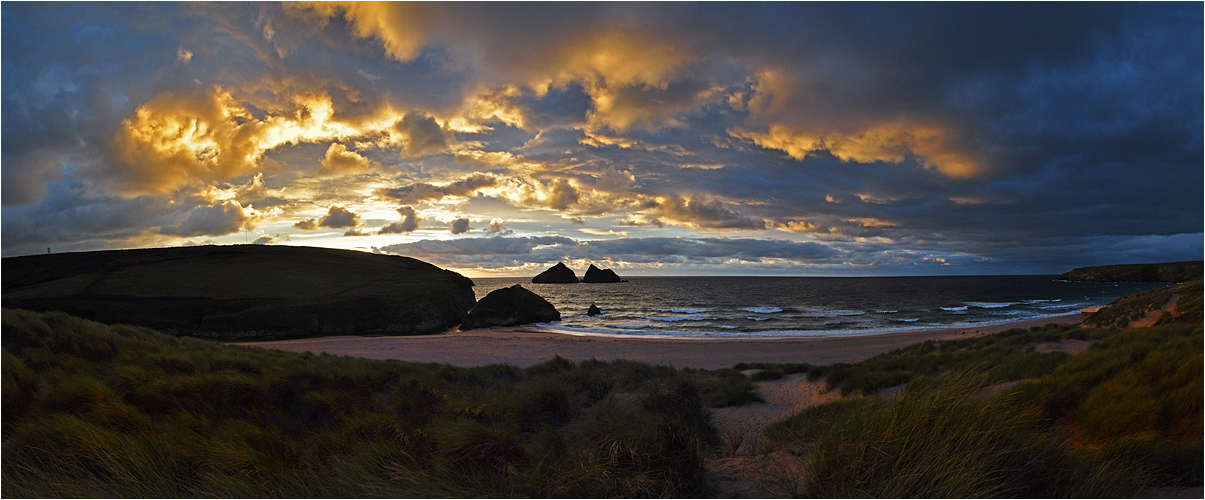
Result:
[238, 313, 1082, 370]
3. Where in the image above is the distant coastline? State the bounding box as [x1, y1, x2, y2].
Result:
[1058, 261, 1202, 283]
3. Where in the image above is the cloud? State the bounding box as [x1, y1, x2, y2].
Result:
[734, 121, 981, 178]
[318, 205, 362, 228]
[161, 200, 263, 237]
[579, 228, 628, 237]
[375, 173, 499, 204]
[483, 218, 513, 236]
[287, 2, 438, 62]
[344, 227, 370, 236]
[394, 112, 452, 155]
[293, 218, 319, 230]
[644, 194, 767, 230]
[251, 231, 290, 245]
[107, 85, 376, 195]
[319, 143, 376, 176]
[450, 217, 471, 234]
[180, 238, 219, 246]
[378, 205, 421, 234]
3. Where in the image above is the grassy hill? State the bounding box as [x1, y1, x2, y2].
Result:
[1, 308, 748, 497]
[1058, 261, 1203, 283]
[2, 245, 476, 339]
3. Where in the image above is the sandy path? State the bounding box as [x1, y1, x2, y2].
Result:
[237, 314, 1082, 370]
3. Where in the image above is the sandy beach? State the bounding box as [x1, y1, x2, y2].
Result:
[238, 313, 1083, 370]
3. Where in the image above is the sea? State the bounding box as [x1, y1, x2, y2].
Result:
[471, 276, 1169, 339]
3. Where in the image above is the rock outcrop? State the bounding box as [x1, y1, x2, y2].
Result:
[461, 284, 561, 329]
[582, 264, 624, 283]
[532, 262, 579, 283]
[587, 303, 602, 316]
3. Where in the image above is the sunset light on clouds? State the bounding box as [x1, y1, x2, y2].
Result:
[3, 2, 1201, 276]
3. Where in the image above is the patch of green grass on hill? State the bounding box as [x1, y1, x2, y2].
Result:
[1, 245, 476, 338]
[763, 322, 1203, 497]
[1, 308, 754, 498]
[1084, 280, 1203, 328]
[740, 323, 1088, 396]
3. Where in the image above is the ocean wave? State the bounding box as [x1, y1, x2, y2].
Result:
[835, 311, 866, 316]
[648, 314, 717, 322]
[897, 318, 921, 322]
[1041, 302, 1088, 310]
[604, 321, 650, 329]
[877, 310, 899, 314]
[742, 307, 783, 314]
[825, 320, 872, 326]
[658, 308, 709, 314]
[967, 301, 1020, 309]
[942, 306, 969, 311]
[718, 325, 739, 329]
[1025, 299, 1062, 303]
[747, 316, 770, 321]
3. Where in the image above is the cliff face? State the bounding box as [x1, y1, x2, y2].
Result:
[1058, 261, 1202, 283]
[1, 245, 477, 340]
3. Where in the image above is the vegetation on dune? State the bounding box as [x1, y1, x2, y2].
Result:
[1083, 280, 1202, 328]
[1, 308, 753, 498]
[1, 245, 476, 340]
[739, 323, 1087, 396]
[762, 322, 1202, 497]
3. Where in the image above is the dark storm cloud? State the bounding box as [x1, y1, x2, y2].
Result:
[378, 205, 420, 234]
[317, 205, 361, 229]
[450, 217, 471, 234]
[375, 173, 499, 204]
[394, 113, 452, 155]
[2, 2, 1199, 272]
[161, 201, 257, 237]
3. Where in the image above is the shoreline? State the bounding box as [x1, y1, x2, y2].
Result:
[238, 313, 1083, 370]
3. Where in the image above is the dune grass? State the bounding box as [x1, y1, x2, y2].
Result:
[1084, 280, 1202, 328]
[5, 293, 1201, 498]
[738, 322, 1088, 396]
[762, 322, 1202, 497]
[1, 308, 752, 498]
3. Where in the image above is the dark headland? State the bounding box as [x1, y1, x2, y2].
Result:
[1, 245, 476, 340]
[1058, 261, 1202, 283]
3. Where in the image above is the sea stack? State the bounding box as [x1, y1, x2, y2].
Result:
[581, 264, 624, 283]
[587, 303, 602, 316]
[461, 284, 561, 329]
[532, 262, 579, 283]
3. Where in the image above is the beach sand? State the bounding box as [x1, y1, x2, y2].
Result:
[238, 313, 1083, 370]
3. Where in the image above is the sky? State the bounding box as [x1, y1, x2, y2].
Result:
[2, 2, 1202, 277]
